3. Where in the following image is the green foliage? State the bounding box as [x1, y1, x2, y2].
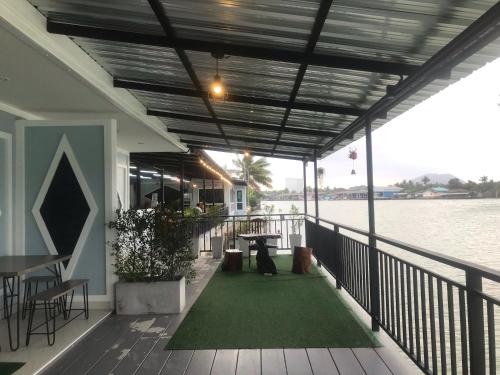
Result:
[184, 207, 201, 218]
[232, 155, 272, 188]
[289, 204, 304, 234]
[108, 209, 196, 283]
[248, 187, 262, 209]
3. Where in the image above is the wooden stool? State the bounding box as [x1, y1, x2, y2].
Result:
[221, 249, 243, 272]
[292, 246, 312, 274]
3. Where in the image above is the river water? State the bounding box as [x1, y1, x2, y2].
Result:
[264, 199, 500, 372]
[263, 199, 500, 296]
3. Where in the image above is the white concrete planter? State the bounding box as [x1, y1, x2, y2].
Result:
[267, 238, 278, 256]
[289, 233, 302, 254]
[212, 235, 223, 259]
[115, 277, 186, 315]
[191, 235, 200, 259]
[238, 237, 249, 258]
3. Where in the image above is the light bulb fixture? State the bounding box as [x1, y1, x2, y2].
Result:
[244, 151, 250, 157]
[208, 53, 228, 102]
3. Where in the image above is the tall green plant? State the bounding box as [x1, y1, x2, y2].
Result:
[109, 209, 195, 282]
[290, 204, 304, 234]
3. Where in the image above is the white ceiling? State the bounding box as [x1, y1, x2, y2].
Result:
[0, 20, 184, 153]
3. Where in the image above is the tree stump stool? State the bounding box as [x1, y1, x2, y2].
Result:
[221, 249, 243, 272]
[292, 246, 312, 274]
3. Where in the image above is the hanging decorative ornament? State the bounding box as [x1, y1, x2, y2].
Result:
[348, 148, 357, 175]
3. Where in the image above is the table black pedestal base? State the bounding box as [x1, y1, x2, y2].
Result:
[252, 239, 277, 274]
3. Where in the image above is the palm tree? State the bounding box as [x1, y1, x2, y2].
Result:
[232, 155, 272, 189]
[480, 175, 489, 184]
[422, 176, 430, 185]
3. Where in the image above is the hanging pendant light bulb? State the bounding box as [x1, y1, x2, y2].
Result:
[209, 53, 228, 102]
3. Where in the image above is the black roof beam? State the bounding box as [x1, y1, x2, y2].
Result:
[115, 78, 365, 117]
[172, 129, 320, 149]
[272, 0, 333, 154]
[318, 1, 500, 156]
[186, 143, 306, 161]
[147, 109, 339, 138]
[47, 19, 418, 76]
[183, 139, 308, 157]
[145, 0, 231, 148]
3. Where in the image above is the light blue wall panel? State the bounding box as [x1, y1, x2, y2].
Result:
[0, 110, 15, 256]
[25, 125, 106, 294]
[0, 139, 6, 255]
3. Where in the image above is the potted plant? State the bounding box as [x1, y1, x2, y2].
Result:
[263, 204, 278, 256]
[289, 204, 304, 255]
[184, 207, 201, 258]
[207, 206, 224, 259]
[109, 209, 196, 314]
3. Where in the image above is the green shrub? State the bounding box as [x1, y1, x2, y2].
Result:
[108, 209, 196, 282]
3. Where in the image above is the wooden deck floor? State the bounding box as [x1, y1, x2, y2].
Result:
[40, 256, 420, 375]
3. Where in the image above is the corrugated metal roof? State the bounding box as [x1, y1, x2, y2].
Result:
[28, 0, 500, 160]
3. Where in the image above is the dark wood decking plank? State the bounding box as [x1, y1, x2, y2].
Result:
[261, 349, 287, 375]
[329, 348, 365, 375]
[185, 350, 216, 375]
[46, 315, 139, 375]
[161, 350, 194, 375]
[352, 348, 392, 375]
[135, 339, 172, 375]
[40, 313, 118, 375]
[306, 348, 339, 375]
[284, 349, 313, 375]
[210, 350, 238, 375]
[111, 337, 160, 375]
[84, 316, 157, 375]
[113, 315, 173, 374]
[236, 349, 261, 375]
[374, 348, 420, 375]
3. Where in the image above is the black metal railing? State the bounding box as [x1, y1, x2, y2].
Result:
[190, 213, 304, 252]
[305, 215, 499, 375]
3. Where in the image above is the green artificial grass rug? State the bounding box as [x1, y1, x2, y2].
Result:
[166, 255, 378, 349]
[0, 362, 24, 375]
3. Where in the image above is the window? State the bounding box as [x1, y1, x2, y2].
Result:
[198, 189, 224, 204]
[237, 190, 243, 210]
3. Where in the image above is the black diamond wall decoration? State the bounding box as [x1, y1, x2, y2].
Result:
[40, 152, 91, 263]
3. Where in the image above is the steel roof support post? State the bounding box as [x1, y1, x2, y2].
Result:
[136, 166, 141, 209]
[180, 159, 185, 216]
[203, 172, 206, 213]
[303, 160, 308, 215]
[466, 270, 485, 374]
[160, 168, 165, 211]
[365, 118, 379, 332]
[313, 153, 319, 225]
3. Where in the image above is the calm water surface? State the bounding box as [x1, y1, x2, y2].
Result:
[264, 199, 500, 294]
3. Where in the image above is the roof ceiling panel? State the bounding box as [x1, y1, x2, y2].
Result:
[211, 101, 286, 124]
[162, 0, 320, 51]
[297, 65, 398, 108]
[131, 91, 209, 116]
[186, 50, 299, 100]
[29, 0, 163, 35]
[74, 38, 191, 85]
[316, 0, 497, 63]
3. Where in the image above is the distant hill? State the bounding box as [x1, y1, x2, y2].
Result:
[411, 173, 459, 185]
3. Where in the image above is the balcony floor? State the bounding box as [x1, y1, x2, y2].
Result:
[38, 255, 420, 375]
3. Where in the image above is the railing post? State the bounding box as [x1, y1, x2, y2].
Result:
[313, 152, 319, 224]
[466, 269, 485, 374]
[334, 224, 341, 289]
[232, 216, 236, 248]
[303, 160, 308, 215]
[365, 118, 379, 332]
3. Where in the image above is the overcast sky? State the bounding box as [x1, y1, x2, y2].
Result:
[207, 57, 500, 190]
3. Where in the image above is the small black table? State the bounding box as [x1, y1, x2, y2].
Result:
[239, 233, 281, 273]
[0, 255, 70, 351]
